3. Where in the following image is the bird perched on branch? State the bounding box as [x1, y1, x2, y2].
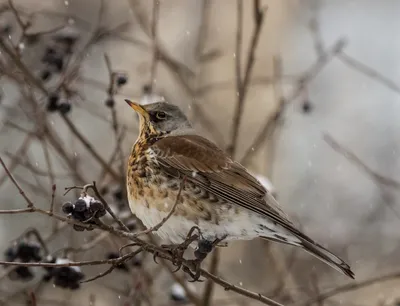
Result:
[125, 99, 355, 279]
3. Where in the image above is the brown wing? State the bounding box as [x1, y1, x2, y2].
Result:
[151, 134, 292, 226]
[151, 135, 355, 279]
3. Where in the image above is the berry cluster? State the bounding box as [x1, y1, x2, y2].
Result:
[46, 92, 72, 115]
[104, 73, 128, 108]
[62, 195, 106, 231]
[4, 241, 42, 281]
[40, 32, 78, 82]
[43, 257, 84, 290]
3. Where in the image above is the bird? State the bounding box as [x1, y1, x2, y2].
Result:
[125, 99, 355, 279]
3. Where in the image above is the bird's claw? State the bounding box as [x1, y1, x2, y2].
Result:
[183, 259, 204, 282]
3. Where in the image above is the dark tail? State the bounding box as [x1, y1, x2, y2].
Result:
[261, 235, 355, 279]
[299, 239, 355, 279]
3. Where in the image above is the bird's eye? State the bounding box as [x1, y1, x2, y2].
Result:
[155, 111, 167, 120]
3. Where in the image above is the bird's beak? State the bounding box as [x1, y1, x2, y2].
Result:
[125, 99, 148, 117]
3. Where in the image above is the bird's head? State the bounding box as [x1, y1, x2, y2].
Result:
[125, 100, 192, 136]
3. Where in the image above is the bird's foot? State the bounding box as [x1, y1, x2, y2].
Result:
[183, 236, 227, 282]
[152, 230, 201, 269]
[183, 258, 203, 282]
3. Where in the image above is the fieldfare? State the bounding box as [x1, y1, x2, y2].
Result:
[125, 100, 354, 279]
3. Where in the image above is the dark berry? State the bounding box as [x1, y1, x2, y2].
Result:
[17, 242, 42, 262]
[113, 188, 123, 201]
[106, 252, 128, 271]
[47, 93, 60, 112]
[42, 53, 63, 72]
[62, 202, 74, 214]
[25, 34, 40, 45]
[126, 220, 137, 231]
[43, 273, 53, 281]
[11, 266, 34, 281]
[116, 74, 128, 86]
[71, 211, 87, 222]
[40, 70, 52, 81]
[58, 101, 71, 114]
[142, 84, 152, 94]
[90, 201, 106, 218]
[105, 97, 115, 108]
[0, 24, 12, 36]
[52, 57, 64, 71]
[4, 247, 17, 262]
[73, 199, 87, 212]
[302, 100, 312, 113]
[45, 46, 56, 56]
[131, 257, 142, 267]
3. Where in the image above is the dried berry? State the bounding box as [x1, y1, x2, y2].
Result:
[105, 97, 115, 108]
[106, 252, 128, 271]
[45, 46, 56, 56]
[131, 257, 142, 267]
[40, 70, 52, 81]
[73, 199, 87, 212]
[47, 93, 60, 112]
[113, 188, 123, 201]
[17, 241, 42, 262]
[9, 266, 34, 281]
[58, 101, 71, 114]
[0, 24, 12, 36]
[4, 247, 17, 262]
[62, 202, 74, 214]
[42, 53, 64, 72]
[302, 100, 312, 113]
[25, 34, 40, 45]
[142, 84, 152, 94]
[52, 260, 84, 290]
[116, 74, 128, 86]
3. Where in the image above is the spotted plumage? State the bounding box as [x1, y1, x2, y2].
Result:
[125, 100, 355, 279]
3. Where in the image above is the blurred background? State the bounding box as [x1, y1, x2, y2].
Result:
[1, 0, 400, 305]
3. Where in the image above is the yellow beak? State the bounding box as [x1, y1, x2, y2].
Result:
[125, 99, 148, 117]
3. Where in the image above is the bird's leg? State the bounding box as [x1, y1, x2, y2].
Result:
[184, 235, 227, 282]
[153, 226, 202, 268]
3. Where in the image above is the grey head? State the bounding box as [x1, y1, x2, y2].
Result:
[125, 100, 194, 136]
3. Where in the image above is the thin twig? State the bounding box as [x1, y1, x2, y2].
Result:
[202, 249, 219, 306]
[302, 271, 400, 306]
[149, 0, 160, 91]
[324, 134, 400, 189]
[201, 269, 283, 306]
[243, 38, 347, 163]
[0, 156, 34, 207]
[229, 0, 266, 157]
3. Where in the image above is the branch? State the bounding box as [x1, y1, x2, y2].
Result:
[229, 0, 266, 157]
[201, 269, 283, 306]
[302, 271, 400, 306]
[243, 38, 347, 163]
[324, 133, 400, 189]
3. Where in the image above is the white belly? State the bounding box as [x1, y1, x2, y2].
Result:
[129, 198, 263, 246]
